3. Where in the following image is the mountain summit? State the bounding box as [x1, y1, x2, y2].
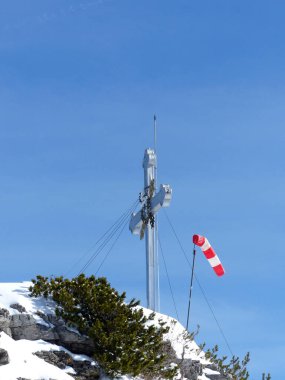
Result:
[0, 282, 223, 380]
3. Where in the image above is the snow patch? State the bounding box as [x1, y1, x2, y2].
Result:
[0, 332, 74, 380]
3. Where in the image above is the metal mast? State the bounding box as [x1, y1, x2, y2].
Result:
[143, 149, 158, 310]
[129, 119, 172, 311]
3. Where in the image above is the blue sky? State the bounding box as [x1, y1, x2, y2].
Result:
[0, 1, 284, 378]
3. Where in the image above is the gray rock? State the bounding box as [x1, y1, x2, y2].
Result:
[36, 311, 65, 327]
[10, 303, 27, 313]
[0, 310, 96, 377]
[55, 325, 95, 356]
[7, 312, 94, 356]
[0, 315, 11, 331]
[74, 366, 100, 380]
[34, 350, 70, 369]
[16, 324, 57, 341]
[34, 350, 100, 380]
[9, 314, 35, 329]
[0, 348, 9, 365]
[179, 359, 203, 380]
[10, 314, 58, 341]
[0, 308, 12, 336]
[161, 340, 203, 380]
[205, 365, 230, 380]
[0, 308, 9, 318]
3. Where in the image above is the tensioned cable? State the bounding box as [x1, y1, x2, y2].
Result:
[157, 233, 180, 322]
[77, 199, 139, 275]
[78, 200, 139, 275]
[77, 217, 126, 275]
[64, 198, 139, 277]
[164, 210, 234, 357]
[95, 215, 130, 275]
[193, 273, 234, 357]
[186, 244, 196, 332]
[163, 211, 192, 268]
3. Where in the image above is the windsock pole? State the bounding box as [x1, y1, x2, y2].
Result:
[186, 244, 196, 332]
[186, 235, 225, 331]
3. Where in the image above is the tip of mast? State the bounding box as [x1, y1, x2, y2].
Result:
[153, 115, 157, 154]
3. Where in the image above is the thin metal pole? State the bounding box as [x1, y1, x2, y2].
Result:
[154, 114, 157, 154]
[186, 245, 196, 332]
[153, 114, 160, 310]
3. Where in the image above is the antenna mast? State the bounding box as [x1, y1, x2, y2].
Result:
[153, 114, 159, 310]
[154, 114, 157, 154]
[130, 115, 172, 312]
[153, 114, 158, 188]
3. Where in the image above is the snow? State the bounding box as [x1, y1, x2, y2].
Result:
[0, 332, 74, 380]
[197, 374, 211, 380]
[143, 309, 210, 364]
[0, 281, 57, 326]
[0, 282, 216, 380]
[0, 282, 55, 315]
[0, 282, 96, 380]
[204, 367, 220, 375]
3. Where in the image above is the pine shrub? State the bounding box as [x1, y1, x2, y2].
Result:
[204, 344, 250, 380]
[30, 274, 178, 378]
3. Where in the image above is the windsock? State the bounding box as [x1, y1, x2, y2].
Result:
[193, 235, 225, 277]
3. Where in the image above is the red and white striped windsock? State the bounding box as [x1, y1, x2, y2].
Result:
[193, 235, 225, 277]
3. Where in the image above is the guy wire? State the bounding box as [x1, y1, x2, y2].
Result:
[77, 199, 139, 275]
[64, 198, 139, 277]
[158, 233, 180, 322]
[95, 215, 130, 275]
[164, 209, 234, 357]
[186, 244, 196, 332]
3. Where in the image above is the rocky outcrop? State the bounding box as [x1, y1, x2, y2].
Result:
[0, 304, 226, 380]
[0, 307, 98, 379]
[0, 308, 11, 337]
[180, 360, 203, 380]
[0, 308, 95, 356]
[160, 340, 203, 380]
[205, 364, 230, 380]
[0, 308, 9, 319]
[160, 340, 230, 380]
[34, 350, 100, 379]
[10, 303, 27, 313]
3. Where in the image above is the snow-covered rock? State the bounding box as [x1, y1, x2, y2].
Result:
[0, 282, 225, 380]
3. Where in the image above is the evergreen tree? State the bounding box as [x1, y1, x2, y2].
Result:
[30, 274, 178, 378]
[204, 344, 250, 380]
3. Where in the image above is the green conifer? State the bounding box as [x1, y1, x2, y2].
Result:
[30, 274, 178, 378]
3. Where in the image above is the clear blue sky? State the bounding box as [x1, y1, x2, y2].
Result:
[0, 1, 284, 378]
